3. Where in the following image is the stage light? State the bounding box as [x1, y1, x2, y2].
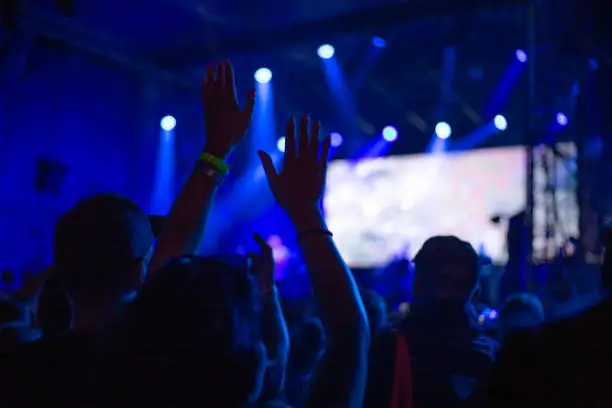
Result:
[556, 112, 568, 126]
[160, 115, 176, 131]
[515, 49, 527, 63]
[382, 126, 398, 142]
[277, 137, 286, 153]
[494, 114, 507, 131]
[254, 67, 272, 84]
[372, 36, 386, 48]
[434, 122, 451, 139]
[317, 44, 335, 59]
[330, 132, 343, 147]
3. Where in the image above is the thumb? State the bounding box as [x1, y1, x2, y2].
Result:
[258, 150, 278, 185]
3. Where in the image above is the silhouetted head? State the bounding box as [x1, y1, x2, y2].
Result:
[412, 236, 479, 304]
[104, 255, 266, 407]
[52, 193, 154, 308]
[498, 293, 544, 339]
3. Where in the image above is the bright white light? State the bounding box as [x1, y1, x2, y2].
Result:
[277, 137, 286, 153]
[382, 126, 398, 142]
[435, 122, 451, 139]
[494, 114, 507, 131]
[556, 112, 568, 126]
[254, 67, 272, 84]
[330, 132, 343, 147]
[160, 115, 176, 131]
[317, 44, 335, 59]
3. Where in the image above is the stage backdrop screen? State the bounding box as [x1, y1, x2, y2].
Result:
[324, 145, 578, 268]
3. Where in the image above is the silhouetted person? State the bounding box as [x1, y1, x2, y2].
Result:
[487, 228, 612, 406]
[366, 236, 497, 408]
[0, 194, 155, 406]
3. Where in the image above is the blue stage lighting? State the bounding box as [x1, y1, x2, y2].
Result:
[160, 115, 176, 131]
[515, 49, 527, 63]
[254, 67, 272, 84]
[494, 115, 507, 131]
[330, 132, 343, 147]
[317, 44, 335, 59]
[435, 122, 451, 139]
[382, 126, 398, 142]
[556, 112, 568, 126]
[277, 137, 286, 153]
[372, 37, 386, 48]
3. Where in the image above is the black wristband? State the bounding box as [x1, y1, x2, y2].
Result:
[297, 229, 333, 241]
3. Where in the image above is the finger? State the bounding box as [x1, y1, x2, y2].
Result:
[253, 233, 273, 262]
[205, 64, 215, 84]
[258, 150, 279, 184]
[319, 134, 331, 170]
[285, 118, 296, 160]
[247, 252, 261, 270]
[202, 65, 215, 104]
[215, 61, 225, 88]
[309, 119, 321, 156]
[299, 114, 309, 157]
[242, 88, 256, 120]
[224, 60, 236, 95]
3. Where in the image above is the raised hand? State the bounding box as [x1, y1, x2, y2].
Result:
[249, 233, 275, 292]
[202, 60, 255, 159]
[258, 115, 331, 217]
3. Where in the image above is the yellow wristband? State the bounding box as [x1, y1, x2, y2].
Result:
[198, 152, 230, 175]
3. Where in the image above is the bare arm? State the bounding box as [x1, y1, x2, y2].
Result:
[149, 61, 254, 273]
[291, 207, 369, 408]
[259, 116, 369, 408]
[252, 234, 290, 401]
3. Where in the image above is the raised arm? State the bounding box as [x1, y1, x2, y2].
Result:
[259, 116, 370, 408]
[251, 233, 290, 402]
[149, 61, 255, 273]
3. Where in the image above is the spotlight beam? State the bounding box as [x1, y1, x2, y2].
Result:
[158, 0, 530, 68]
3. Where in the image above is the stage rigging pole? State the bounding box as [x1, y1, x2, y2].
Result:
[523, 0, 537, 290]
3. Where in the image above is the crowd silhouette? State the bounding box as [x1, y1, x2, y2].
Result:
[0, 60, 610, 407]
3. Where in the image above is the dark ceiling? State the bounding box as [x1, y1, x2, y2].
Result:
[1, 0, 584, 157]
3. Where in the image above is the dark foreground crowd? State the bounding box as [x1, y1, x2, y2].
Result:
[0, 61, 611, 407]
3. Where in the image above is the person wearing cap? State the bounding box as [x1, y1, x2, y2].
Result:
[365, 236, 497, 408]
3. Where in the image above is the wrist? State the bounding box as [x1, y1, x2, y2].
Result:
[287, 205, 327, 232]
[202, 145, 231, 161]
